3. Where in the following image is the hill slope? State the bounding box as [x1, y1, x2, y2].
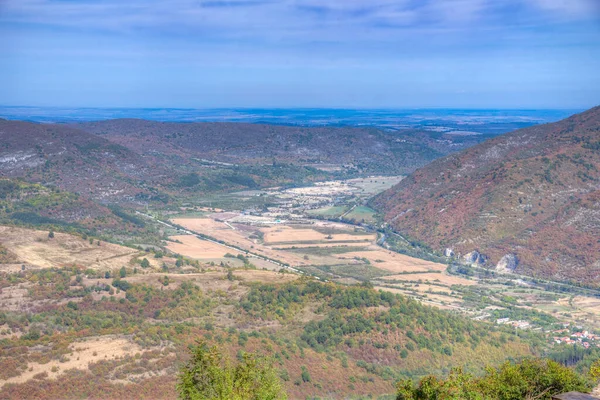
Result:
[0, 240, 534, 399]
[373, 106, 600, 283]
[0, 120, 168, 203]
[1, 119, 492, 204]
[75, 119, 487, 175]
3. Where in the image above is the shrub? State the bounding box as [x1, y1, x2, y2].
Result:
[396, 358, 590, 400]
[300, 366, 311, 383]
[177, 341, 286, 400]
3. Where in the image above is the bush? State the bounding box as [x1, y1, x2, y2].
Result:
[112, 279, 132, 291]
[300, 366, 311, 383]
[177, 341, 286, 399]
[396, 358, 590, 400]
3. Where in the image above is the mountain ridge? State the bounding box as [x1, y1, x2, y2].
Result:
[74, 119, 491, 175]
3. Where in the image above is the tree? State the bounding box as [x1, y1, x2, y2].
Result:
[48, 230, 55, 239]
[140, 258, 150, 268]
[104, 271, 111, 279]
[396, 359, 590, 400]
[119, 266, 127, 278]
[591, 359, 600, 380]
[300, 366, 311, 383]
[177, 341, 286, 400]
[176, 258, 184, 268]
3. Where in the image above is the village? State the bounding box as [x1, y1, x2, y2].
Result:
[552, 326, 600, 349]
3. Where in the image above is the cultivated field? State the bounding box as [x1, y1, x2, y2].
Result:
[262, 226, 375, 245]
[170, 216, 445, 279]
[339, 248, 444, 273]
[382, 272, 475, 286]
[166, 235, 229, 259]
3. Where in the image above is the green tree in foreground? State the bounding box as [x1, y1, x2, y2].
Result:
[396, 358, 590, 400]
[177, 341, 287, 400]
[590, 359, 600, 380]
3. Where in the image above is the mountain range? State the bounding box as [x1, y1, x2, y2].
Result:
[0, 118, 491, 204]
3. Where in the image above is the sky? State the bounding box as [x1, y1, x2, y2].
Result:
[0, 0, 599, 109]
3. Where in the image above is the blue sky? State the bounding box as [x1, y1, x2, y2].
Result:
[0, 0, 599, 108]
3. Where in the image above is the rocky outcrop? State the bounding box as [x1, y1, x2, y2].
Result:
[496, 254, 519, 273]
[463, 250, 487, 265]
[444, 248, 455, 258]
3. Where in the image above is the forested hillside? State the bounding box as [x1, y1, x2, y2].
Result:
[373, 106, 600, 284]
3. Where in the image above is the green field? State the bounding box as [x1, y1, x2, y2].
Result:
[307, 205, 348, 218]
[343, 205, 378, 223]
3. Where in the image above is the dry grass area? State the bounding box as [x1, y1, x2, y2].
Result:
[337, 247, 444, 273]
[0, 283, 31, 312]
[273, 243, 371, 249]
[554, 296, 600, 329]
[125, 270, 297, 290]
[409, 283, 453, 294]
[0, 226, 140, 271]
[2, 335, 143, 385]
[382, 272, 475, 286]
[171, 217, 224, 233]
[166, 235, 229, 259]
[262, 226, 375, 245]
[374, 286, 459, 311]
[98, 270, 296, 298]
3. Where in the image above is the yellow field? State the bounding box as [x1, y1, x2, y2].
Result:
[166, 235, 230, 259]
[172, 218, 254, 250]
[171, 218, 309, 266]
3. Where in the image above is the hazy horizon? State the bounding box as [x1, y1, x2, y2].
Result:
[0, 106, 582, 132]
